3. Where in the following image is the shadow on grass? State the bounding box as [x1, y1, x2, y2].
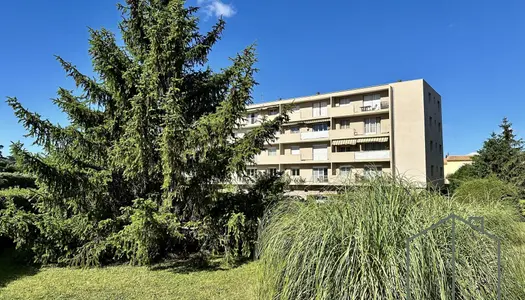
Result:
[0, 247, 39, 288]
[149, 255, 252, 274]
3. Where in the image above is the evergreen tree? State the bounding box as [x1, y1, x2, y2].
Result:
[473, 117, 525, 184]
[2, 0, 287, 266]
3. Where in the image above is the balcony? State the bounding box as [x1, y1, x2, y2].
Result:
[331, 152, 355, 163]
[354, 150, 390, 161]
[356, 100, 389, 113]
[300, 131, 329, 140]
[254, 154, 280, 165]
[331, 100, 389, 118]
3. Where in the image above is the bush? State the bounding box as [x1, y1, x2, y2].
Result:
[454, 177, 519, 204]
[257, 177, 525, 299]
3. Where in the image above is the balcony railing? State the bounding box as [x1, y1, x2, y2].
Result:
[354, 150, 390, 160]
[300, 131, 329, 140]
[355, 101, 389, 113]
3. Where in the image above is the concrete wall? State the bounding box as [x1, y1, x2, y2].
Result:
[423, 80, 445, 187]
[390, 80, 427, 186]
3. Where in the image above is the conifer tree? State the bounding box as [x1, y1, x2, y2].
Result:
[3, 0, 287, 266]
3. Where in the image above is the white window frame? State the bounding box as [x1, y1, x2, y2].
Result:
[364, 94, 381, 110]
[339, 165, 352, 178]
[312, 123, 328, 132]
[248, 113, 258, 124]
[340, 119, 351, 129]
[268, 147, 277, 156]
[313, 101, 328, 117]
[364, 117, 381, 135]
[364, 165, 382, 179]
[312, 144, 328, 161]
[291, 146, 300, 155]
[247, 168, 257, 177]
[312, 167, 328, 182]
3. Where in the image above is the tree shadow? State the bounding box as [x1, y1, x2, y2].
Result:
[149, 255, 252, 274]
[0, 247, 39, 288]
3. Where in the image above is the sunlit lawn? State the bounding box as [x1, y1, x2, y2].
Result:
[0, 251, 258, 300]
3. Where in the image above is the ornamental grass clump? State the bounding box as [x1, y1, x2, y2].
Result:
[257, 177, 525, 299]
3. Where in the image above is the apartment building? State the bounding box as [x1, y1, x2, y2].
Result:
[236, 79, 444, 191]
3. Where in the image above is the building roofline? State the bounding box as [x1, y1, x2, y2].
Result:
[247, 78, 425, 109]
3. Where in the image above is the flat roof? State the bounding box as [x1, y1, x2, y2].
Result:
[247, 78, 424, 109]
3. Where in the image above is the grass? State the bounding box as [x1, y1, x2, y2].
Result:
[0, 253, 258, 300]
[257, 178, 525, 299]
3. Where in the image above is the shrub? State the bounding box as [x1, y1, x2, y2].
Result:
[257, 177, 525, 299]
[454, 177, 519, 204]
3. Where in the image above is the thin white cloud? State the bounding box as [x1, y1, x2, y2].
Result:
[197, 0, 236, 18]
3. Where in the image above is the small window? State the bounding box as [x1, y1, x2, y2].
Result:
[340, 166, 352, 177]
[268, 109, 278, 116]
[340, 120, 351, 129]
[429, 116, 432, 127]
[291, 146, 300, 155]
[439, 144, 442, 155]
[364, 166, 382, 179]
[363, 142, 387, 151]
[291, 126, 300, 134]
[438, 100, 441, 109]
[268, 147, 277, 156]
[430, 141, 433, 151]
[340, 98, 351, 106]
[438, 122, 441, 133]
[313, 123, 328, 132]
[248, 113, 257, 124]
[268, 168, 278, 176]
[431, 165, 434, 177]
[364, 117, 381, 134]
[428, 92, 431, 103]
[291, 168, 300, 176]
[247, 168, 257, 177]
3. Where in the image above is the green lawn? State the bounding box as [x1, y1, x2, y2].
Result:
[0, 253, 258, 300]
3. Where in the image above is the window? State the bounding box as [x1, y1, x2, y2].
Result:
[340, 166, 352, 178]
[340, 98, 351, 106]
[313, 123, 328, 132]
[291, 168, 300, 176]
[363, 142, 387, 151]
[337, 145, 359, 152]
[291, 126, 300, 133]
[268, 147, 277, 156]
[429, 116, 432, 127]
[313, 101, 328, 117]
[364, 117, 381, 134]
[438, 100, 441, 109]
[364, 94, 381, 110]
[268, 168, 278, 176]
[428, 92, 431, 103]
[364, 166, 382, 179]
[291, 146, 300, 155]
[440, 167, 444, 176]
[340, 120, 351, 129]
[292, 105, 300, 113]
[431, 165, 434, 177]
[439, 144, 442, 155]
[268, 108, 278, 116]
[248, 113, 257, 124]
[247, 168, 257, 177]
[313, 167, 328, 182]
[430, 141, 433, 151]
[438, 122, 441, 133]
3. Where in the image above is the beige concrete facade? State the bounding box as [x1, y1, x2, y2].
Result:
[443, 155, 474, 183]
[237, 79, 444, 188]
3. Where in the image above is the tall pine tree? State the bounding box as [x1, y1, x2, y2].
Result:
[3, 0, 287, 266]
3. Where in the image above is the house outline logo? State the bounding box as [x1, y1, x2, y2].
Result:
[405, 213, 501, 300]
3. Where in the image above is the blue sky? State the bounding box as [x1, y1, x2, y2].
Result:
[1, 0, 524, 156]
